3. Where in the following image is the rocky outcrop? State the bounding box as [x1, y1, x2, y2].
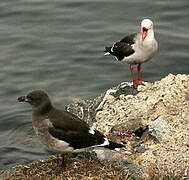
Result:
[2, 74, 189, 179]
[68, 73, 189, 178]
[94, 74, 189, 177]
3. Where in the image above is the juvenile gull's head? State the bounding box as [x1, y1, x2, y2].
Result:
[18, 90, 52, 113]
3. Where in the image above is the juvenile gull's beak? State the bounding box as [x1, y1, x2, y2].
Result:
[142, 27, 149, 41]
[18, 96, 29, 102]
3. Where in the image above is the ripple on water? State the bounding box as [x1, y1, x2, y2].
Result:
[0, 110, 47, 170]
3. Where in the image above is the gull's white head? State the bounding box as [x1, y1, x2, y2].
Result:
[141, 19, 153, 29]
[140, 19, 154, 41]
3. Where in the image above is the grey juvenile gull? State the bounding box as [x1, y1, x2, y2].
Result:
[18, 90, 124, 161]
[104, 19, 158, 86]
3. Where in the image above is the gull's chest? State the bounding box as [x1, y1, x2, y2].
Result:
[128, 39, 158, 63]
[32, 117, 74, 152]
[32, 118, 55, 148]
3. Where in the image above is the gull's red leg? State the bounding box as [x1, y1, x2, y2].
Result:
[130, 64, 146, 87]
[130, 65, 139, 87]
[129, 64, 135, 83]
[133, 64, 148, 86]
[137, 63, 142, 81]
[134, 64, 144, 85]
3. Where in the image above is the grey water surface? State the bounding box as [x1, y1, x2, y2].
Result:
[0, 0, 189, 170]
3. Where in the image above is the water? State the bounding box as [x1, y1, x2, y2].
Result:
[0, 0, 189, 170]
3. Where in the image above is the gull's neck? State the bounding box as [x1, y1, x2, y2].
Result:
[146, 28, 155, 41]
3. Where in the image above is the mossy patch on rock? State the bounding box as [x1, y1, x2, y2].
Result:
[1, 156, 128, 180]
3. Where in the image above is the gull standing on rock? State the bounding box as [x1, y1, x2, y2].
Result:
[18, 90, 124, 163]
[104, 19, 158, 86]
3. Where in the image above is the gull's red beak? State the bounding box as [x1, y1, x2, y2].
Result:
[142, 27, 149, 41]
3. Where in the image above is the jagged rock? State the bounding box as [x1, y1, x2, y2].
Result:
[93, 74, 189, 175]
[65, 74, 189, 176]
[148, 118, 170, 143]
[111, 119, 143, 134]
[65, 95, 104, 126]
[185, 93, 189, 100]
[92, 148, 144, 180]
[134, 146, 146, 153]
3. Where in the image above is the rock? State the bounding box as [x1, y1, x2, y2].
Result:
[65, 94, 105, 126]
[92, 148, 145, 180]
[148, 118, 170, 143]
[131, 141, 144, 148]
[93, 148, 121, 162]
[66, 74, 189, 176]
[122, 160, 144, 180]
[110, 82, 138, 98]
[93, 74, 189, 175]
[185, 93, 189, 100]
[111, 119, 143, 134]
[134, 146, 146, 153]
